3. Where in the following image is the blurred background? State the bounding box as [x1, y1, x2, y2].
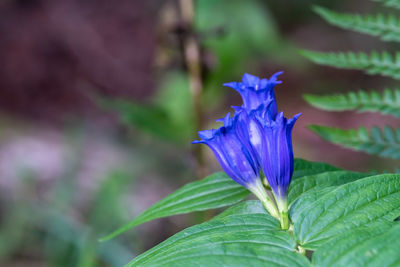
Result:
[0, 0, 398, 266]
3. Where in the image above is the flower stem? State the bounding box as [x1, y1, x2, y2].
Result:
[297, 245, 306, 255]
[261, 197, 279, 220]
[249, 181, 279, 219]
[279, 210, 289, 230]
[260, 173, 271, 189]
[276, 197, 289, 230]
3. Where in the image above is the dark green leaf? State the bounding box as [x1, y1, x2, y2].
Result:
[213, 200, 268, 219]
[312, 222, 400, 267]
[101, 159, 338, 241]
[304, 89, 400, 118]
[300, 50, 400, 80]
[308, 125, 400, 159]
[292, 174, 400, 249]
[290, 186, 337, 224]
[288, 171, 369, 204]
[100, 173, 249, 241]
[127, 201, 310, 267]
[314, 6, 400, 42]
[293, 158, 341, 179]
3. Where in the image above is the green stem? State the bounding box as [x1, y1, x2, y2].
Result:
[261, 173, 271, 190]
[279, 210, 289, 230]
[276, 197, 289, 230]
[249, 181, 279, 220]
[261, 197, 279, 220]
[297, 245, 306, 255]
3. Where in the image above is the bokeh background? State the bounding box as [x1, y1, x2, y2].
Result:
[0, 0, 398, 266]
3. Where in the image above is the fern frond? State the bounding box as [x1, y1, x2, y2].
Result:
[300, 50, 400, 80]
[304, 89, 400, 118]
[372, 0, 400, 9]
[309, 125, 400, 159]
[314, 6, 400, 42]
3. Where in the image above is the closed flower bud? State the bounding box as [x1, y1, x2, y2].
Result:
[192, 113, 279, 219]
[258, 111, 301, 201]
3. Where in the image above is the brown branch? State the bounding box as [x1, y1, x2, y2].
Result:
[178, 0, 205, 178]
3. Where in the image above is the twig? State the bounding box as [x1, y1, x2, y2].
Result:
[178, 0, 205, 178]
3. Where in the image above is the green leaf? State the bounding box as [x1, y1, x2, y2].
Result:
[292, 158, 341, 179]
[100, 173, 249, 241]
[288, 170, 369, 204]
[98, 72, 194, 144]
[152, 72, 194, 136]
[308, 125, 400, 159]
[314, 6, 400, 42]
[213, 200, 269, 219]
[196, 0, 287, 106]
[101, 159, 339, 241]
[127, 201, 310, 267]
[304, 89, 400, 118]
[300, 50, 400, 80]
[98, 98, 181, 142]
[290, 186, 337, 224]
[312, 222, 400, 267]
[372, 0, 400, 9]
[292, 174, 400, 249]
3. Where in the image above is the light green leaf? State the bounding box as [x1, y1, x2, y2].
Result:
[314, 6, 400, 42]
[304, 89, 400, 118]
[99, 98, 176, 140]
[127, 201, 310, 267]
[196, 0, 287, 106]
[153, 72, 194, 135]
[100, 173, 249, 241]
[312, 222, 400, 267]
[292, 174, 400, 249]
[300, 50, 400, 80]
[288, 171, 369, 204]
[98, 72, 194, 144]
[372, 0, 400, 9]
[308, 125, 400, 159]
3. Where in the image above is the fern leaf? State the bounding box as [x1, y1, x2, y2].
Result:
[300, 50, 400, 80]
[304, 89, 400, 118]
[309, 125, 400, 159]
[372, 0, 400, 9]
[314, 6, 400, 42]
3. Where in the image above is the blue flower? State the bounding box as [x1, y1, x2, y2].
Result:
[234, 103, 301, 200]
[192, 113, 260, 188]
[192, 112, 279, 219]
[234, 101, 273, 166]
[257, 111, 301, 200]
[224, 72, 283, 116]
[193, 72, 300, 226]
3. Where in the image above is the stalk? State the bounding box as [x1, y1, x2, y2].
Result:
[249, 180, 279, 219]
[276, 197, 289, 230]
[178, 0, 205, 178]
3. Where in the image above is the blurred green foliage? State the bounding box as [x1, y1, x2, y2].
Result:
[100, 73, 194, 144]
[102, 0, 297, 145]
[0, 129, 136, 266]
